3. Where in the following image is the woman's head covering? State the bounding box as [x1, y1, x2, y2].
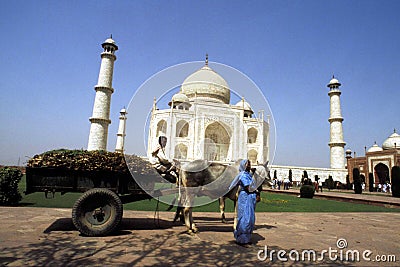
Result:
[239, 159, 249, 172]
[229, 159, 249, 190]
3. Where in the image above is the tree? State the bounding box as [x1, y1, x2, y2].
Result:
[346, 175, 351, 190]
[326, 176, 334, 191]
[353, 168, 362, 194]
[392, 166, 400, 197]
[368, 173, 374, 192]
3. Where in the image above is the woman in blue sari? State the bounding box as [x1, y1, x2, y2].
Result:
[229, 159, 258, 245]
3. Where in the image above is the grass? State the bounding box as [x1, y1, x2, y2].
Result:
[17, 175, 400, 212]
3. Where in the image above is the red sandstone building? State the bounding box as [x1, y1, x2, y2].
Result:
[346, 130, 400, 188]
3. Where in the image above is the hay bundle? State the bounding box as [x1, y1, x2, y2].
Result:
[27, 149, 157, 176]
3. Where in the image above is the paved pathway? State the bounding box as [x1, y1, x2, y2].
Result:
[1, 206, 399, 266]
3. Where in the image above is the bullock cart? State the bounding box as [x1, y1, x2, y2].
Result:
[25, 166, 170, 237]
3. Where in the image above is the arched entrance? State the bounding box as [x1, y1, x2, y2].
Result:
[248, 149, 258, 165]
[360, 174, 366, 184]
[204, 122, 230, 161]
[248, 128, 258, 144]
[374, 163, 390, 184]
[174, 144, 188, 159]
[176, 120, 189, 137]
[156, 120, 167, 137]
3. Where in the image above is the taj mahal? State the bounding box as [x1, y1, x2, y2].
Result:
[86, 37, 398, 185]
[146, 56, 269, 166]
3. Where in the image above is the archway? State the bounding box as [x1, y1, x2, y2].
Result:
[374, 163, 390, 184]
[174, 144, 188, 159]
[248, 149, 258, 165]
[360, 174, 366, 184]
[156, 120, 167, 137]
[176, 120, 189, 137]
[204, 122, 230, 161]
[248, 128, 258, 144]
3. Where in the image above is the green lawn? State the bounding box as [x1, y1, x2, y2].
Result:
[17, 175, 399, 212]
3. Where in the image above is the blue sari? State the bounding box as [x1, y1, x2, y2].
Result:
[230, 160, 257, 244]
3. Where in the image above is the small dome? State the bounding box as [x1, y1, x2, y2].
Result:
[235, 99, 253, 113]
[168, 92, 191, 108]
[382, 129, 400, 150]
[327, 76, 341, 87]
[171, 92, 189, 103]
[345, 149, 352, 154]
[102, 36, 118, 50]
[120, 108, 127, 114]
[329, 78, 339, 84]
[104, 38, 116, 45]
[367, 143, 383, 153]
[181, 64, 230, 104]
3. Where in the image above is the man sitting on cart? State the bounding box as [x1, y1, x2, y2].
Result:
[150, 136, 178, 183]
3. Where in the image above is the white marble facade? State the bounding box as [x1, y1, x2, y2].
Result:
[270, 165, 347, 184]
[147, 63, 270, 165]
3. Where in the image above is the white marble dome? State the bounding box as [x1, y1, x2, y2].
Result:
[171, 92, 189, 103]
[327, 76, 341, 87]
[235, 99, 253, 113]
[382, 130, 400, 150]
[367, 142, 383, 153]
[329, 78, 339, 84]
[104, 38, 116, 45]
[181, 65, 230, 104]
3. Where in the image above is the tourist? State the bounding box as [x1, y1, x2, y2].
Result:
[284, 177, 290, 190]
[319, 179, 323, 192]
[277, 178, 282, 190]
[229, 159, 258, 246]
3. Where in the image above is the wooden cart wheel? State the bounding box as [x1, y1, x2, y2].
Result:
[72, 188, 123, 236]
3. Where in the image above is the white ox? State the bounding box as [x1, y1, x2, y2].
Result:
[176, 159, 271, 233]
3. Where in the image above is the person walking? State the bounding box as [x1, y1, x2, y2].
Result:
[229, 159, 259, 246]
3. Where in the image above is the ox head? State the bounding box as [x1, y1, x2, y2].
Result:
[254, 161, 273, 187]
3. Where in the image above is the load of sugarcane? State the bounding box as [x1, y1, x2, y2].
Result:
[27, 149, 158, 176]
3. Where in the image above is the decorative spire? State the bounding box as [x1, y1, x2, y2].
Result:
[110, 34, 113, 39]
[394, 128, 397, 133]
[205, 53, 208, 66]
[332, 74, 335, 79]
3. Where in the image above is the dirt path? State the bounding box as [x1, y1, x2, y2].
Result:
[1, 207, 399, 266]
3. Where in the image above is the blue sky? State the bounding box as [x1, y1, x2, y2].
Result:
[1, 0, 399, 167]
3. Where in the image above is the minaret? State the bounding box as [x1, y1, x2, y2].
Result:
[327, 75, 346, 169]
[115, 108, 127, 153]
[88, 36, 118, 151]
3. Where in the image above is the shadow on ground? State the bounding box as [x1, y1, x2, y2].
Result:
[0, 214, 365, 266]
[44, 217, 180, 234]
